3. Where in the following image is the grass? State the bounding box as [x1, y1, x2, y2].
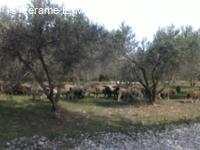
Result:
[1, 93, 200, 147]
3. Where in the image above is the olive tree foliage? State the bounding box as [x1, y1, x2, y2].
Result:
[111, 23, 138, 81]
[69, 22, 134, 81]
[0, 58, 30, 84]
[55, 14, 109, 81]
[124, 25, 182, 103]
[92, 23, 137, 81]
[178, 26, 200, 86]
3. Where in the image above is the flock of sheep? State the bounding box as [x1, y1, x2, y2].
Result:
[1, 81, 200, 102]
[1, 82, 144, 102]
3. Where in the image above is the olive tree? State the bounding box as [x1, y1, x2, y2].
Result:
[0, 0, 104, 112]
[125, 25, 181, 103]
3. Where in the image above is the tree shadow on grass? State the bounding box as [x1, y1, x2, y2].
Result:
[63, 97, 148, 108]
[92, 98, 148, 108]
[0, 99, 136, 146]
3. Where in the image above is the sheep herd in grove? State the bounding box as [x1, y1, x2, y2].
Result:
[0, 81, 200, 103]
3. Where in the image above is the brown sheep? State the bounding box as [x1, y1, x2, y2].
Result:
[4, 84, 14, 95]
[132, 88, 144, 98]
[20, 83, 32, 95]
[83, 83, 105, 98]
[31, 84, 45, 101]
[117, 87, 136, 102]
[160, 88, 176, 100]
[83, 83, 97, 97]
[6, 83, 32, 95]
[187, 90, 200, 103]
[60, 84, 74, 98]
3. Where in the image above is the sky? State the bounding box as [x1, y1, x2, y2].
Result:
[0, 0, 200, 41]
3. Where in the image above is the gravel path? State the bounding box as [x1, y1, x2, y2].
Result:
[73, 123, 200, 150]
[4, 123, 200, 150]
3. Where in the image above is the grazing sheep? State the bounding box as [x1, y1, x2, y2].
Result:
[83, 83, 104, 98]
[131, 88, 144, 98]
[113, 86, 120, 100]
[187, 90, 200, 103]
[160, 88, 177, 100]
[67, 86, 84, 100]
[83, 83, 97, 97]
[102, 85, 113, 98]
[104, 84, 117, 99]
[60, 84, 74, 98]
[31, 85, 45, 101]
[117, 88, 135, 102]
[4, 83, 32, 95]
[20, 83, 32, 95]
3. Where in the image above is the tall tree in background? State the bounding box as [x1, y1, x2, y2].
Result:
[178, 26, 200, 86]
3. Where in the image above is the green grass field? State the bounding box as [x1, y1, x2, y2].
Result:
[1, 91, 200, 147]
